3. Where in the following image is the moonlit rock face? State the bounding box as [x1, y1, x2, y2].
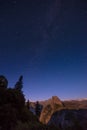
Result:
[39, 96, 87, 125]
[48, 109, 87, 130]
[51, 96, 62, 105]
[39, 96, 63, 124]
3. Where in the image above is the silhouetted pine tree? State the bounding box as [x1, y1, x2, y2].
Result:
[0, 75, 25, 130]
[26, 99, 30, 110]
[14, 75, 23, 91]
[35, 101, 41, 117]
[0, 75, 8, 88]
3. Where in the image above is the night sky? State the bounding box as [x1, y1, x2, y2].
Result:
[0, 0, 87, 101]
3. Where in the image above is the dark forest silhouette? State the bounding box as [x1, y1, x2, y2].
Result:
[0, 75, 59, 130]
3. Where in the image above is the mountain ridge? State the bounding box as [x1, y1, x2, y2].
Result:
[30, 96, 87, 109]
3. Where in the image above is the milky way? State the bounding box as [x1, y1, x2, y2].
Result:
[0, 0, 87, 101]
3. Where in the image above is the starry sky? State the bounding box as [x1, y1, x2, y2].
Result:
[0, 0, 87, 101]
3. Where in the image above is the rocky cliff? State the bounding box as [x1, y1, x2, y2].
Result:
[48, 109, 87, 130]
[39, 96, 63, 124]
[30, 96, 87, 130]
[39, 96, 87, 130]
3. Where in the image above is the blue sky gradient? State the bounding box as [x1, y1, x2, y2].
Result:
[0, 0, 87, 101]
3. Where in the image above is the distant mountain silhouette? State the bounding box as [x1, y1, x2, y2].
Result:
[30, 96, 87, 114]
[63, 99, 87, 109]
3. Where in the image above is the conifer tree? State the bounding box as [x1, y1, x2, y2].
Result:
[14, 75, 23, 91]
[0, 75, 8, 88]
[35, 101, 41, 117]
[26, 99, 30, 110]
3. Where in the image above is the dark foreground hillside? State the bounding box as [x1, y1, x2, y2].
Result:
[0, 76, 59, 130]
